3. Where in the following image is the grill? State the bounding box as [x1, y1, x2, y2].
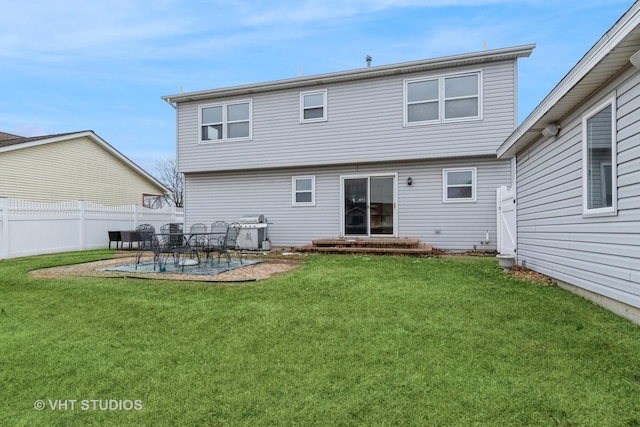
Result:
[237, 214, 268, 250]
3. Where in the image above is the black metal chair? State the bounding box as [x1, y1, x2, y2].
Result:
[187, 223, 208, 263]
[218, 222, 242, 266]
[134, 224, 156, 268]
[153, 232, 191, 271]
[202, 221, 228, 266]
[157, 223, 191, 271]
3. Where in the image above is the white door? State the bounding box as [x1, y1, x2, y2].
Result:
[497, 186, 516, 256]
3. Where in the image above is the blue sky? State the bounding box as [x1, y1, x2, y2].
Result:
[1, 0, 635, 175]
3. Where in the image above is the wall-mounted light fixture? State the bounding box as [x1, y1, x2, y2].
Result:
[541, 123, 560, 138]
[407, 177, 413, 186]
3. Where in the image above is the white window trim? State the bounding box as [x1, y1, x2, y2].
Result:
[404, 71, 482, 127]
[300, 89, 328, 123]
[582, 96, 617, 217]
[292, 176, 316, 206]
[443, 167, 477, 203]
[199, 99, 253, 143]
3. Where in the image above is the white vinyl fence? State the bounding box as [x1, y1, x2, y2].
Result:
[496, 186, 517, 257]
[0, 197, 183, 259]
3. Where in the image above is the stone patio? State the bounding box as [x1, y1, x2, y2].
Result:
[29, 254, 302, 283]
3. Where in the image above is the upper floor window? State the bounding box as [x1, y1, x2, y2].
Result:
[582, 97, 617, 216]
[405, 72, 481, 125]
[443, 168, 476, 202]
[200, 100, 252, 142]
[292, 176, 316, 206]
[300, 90, 327, 123]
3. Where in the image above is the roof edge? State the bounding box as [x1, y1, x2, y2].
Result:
[498, 3, 640, 158]
[162, 44, 535, 105]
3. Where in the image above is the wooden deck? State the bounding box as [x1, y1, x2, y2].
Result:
[295, 238, 433, 255]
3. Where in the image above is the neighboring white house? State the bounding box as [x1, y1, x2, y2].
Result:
[0, 130, 168, 206]
[498, 3, 640, 323]
[162, 45, 534, 250]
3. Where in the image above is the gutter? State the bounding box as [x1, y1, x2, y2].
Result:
[161, 44, 535, 105]
[497, 2, 640, 158]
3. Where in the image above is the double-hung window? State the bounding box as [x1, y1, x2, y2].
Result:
[405, 72, 481, 125]
[292, 176, 315, 206]
[582, 97, 617, 216]
[200, 100, 252, 142]
[300, 90, 327, 123]
[443, 168, 476, 202]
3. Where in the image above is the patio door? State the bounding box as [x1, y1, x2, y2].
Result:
[342, 175, 396, 237]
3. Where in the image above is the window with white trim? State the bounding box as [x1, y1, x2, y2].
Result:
[405, 72, 480, 125]
[292, 176, 315, 206]
[443, 168, 476, 202]
[300, 90, 327, 123]
[583, 97, 617, 216]
[200, 100, 252, 142]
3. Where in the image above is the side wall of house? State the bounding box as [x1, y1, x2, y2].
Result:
[184, 156, 511, 249]
[0, 137, 165, 205]
[516, 67, 640, 308]
[175, 60, 518, 173]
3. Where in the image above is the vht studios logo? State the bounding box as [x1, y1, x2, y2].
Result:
[34, 399, 143, 411]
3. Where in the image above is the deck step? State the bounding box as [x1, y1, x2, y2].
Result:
[312, 238, 420, 248]
[296, 238, 432, 255]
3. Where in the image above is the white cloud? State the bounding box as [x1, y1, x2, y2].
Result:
[0, 0, 539, 62]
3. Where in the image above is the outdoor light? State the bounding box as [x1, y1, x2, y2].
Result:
[541, 123, 560, 138]
[407, 177, 413, 186]
[631, 49, 640, 69]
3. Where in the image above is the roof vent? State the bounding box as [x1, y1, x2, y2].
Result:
[366, 55, 372, 67]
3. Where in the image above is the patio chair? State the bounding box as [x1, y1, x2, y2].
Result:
[160, 223, 184, 244]
[187, 223, 209, 262]
[218, 222, 242, 266]
[202, 221, 228, 265]
[134, 223, 156, 268]
[190, 223, 208, 233]
[152, 232, 191, 272]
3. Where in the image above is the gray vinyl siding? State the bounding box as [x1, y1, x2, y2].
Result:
[176, 60, 517, 173]
[515, 68, 640, 308]
[183, 156, 510, 250]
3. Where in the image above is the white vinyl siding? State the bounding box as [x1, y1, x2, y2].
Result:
[443, 167, 477, 202]
[300, 90, 327, 123]
[183, 157, 510, 250]
[176, 61, 514, 173]
[199, 100, 252, 142]
[404, 71, 481, 126]
[582, 97, 617, 216]
[292, 176, 315, 206]
[514, 68, 640, 310]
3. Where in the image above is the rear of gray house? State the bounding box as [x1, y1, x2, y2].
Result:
[163, 45, 534, 250]
[498, 3, 640, 323]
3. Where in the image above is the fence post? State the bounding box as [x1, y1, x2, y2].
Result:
[0, 197, 9, 259]
[78, 200, 86, 250]
[133, 204, 139, 229]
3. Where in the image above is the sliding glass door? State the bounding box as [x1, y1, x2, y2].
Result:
[342, 175, 396, 237]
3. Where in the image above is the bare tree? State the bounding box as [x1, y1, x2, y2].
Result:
[155, 157, 184, 207]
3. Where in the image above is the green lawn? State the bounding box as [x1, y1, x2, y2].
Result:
[1, 250, 639, 426]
